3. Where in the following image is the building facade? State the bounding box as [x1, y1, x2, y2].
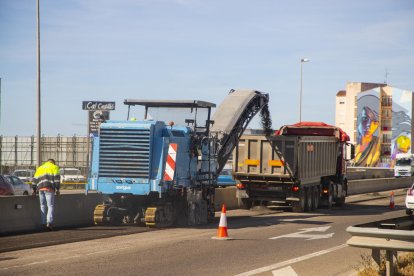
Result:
[335, 82, 414, 167]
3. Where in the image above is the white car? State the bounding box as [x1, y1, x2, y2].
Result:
[60, 168, 85, 183]
[406, 183, 414, 215]
[12, 169, 35, 183]
[4, 175, 31, 195]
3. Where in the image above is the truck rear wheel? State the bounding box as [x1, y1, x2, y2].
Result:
[320, 185, 333, 209]
[238, 198, 253, 209]
[334, 194, 346, 206]
[312, 187, 320, 211]
[305, 187, 313, 211]
[334, 184, 346, 206]
[292, 190, 306, 212]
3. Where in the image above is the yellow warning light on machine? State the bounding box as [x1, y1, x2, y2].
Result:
[268, 160, 284, 167]
[244, 159, 260, 166]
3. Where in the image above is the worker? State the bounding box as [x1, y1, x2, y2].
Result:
[32, 159, 61, 231]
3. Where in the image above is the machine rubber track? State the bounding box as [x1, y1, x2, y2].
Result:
[145, 206, 174, 227]
[145, 207, 157, 227]
[93, 204, 108, 225]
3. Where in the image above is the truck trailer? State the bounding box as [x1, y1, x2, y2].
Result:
[234, 122, 354, 212]
[86, 89, 271, 226]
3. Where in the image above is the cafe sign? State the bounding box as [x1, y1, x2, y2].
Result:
[88, 110, 110, 136]
[82, 101, 115, 111]
[83, 101, 115, 137]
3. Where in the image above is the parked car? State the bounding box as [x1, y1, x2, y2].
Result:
[12, 169, 35, 183]
[60, 168, 85, 183]
[406, 183, 414, 215]
[4, 175, 31, 195]
[217, 168, 236, 187]
[0, 175, 15, 196]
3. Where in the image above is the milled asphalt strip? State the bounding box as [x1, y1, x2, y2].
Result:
[1, 246, 132, 270]
[234, 243, 348, 276]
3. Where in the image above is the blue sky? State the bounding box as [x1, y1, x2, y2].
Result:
[1, 0, 414, 136]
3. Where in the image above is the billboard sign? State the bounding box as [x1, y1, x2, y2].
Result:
[88, 110, 110, 137]
[83, 101, 115, 137]
[82, 101, 115, 111]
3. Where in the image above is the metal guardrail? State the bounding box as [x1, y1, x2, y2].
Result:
[346, 216, 414, 276]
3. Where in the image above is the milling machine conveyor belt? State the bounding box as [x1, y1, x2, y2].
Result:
[211, 89, 269, 174]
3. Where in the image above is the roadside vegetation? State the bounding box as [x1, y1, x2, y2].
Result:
[355, 253, 414, 275]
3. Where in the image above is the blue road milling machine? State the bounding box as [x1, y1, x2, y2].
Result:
[87, 89, 271, 227]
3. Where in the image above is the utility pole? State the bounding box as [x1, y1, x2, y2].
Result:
[299, 58, 310, 122]
[36, 0, 42, 168]
[0, 77, 2, 132]
[0, 77, 2, 175]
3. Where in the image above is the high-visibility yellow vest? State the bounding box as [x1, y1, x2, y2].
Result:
[33, 161, 61, 190]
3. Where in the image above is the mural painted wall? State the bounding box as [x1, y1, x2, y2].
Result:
[355, 89, 381, 167]
[391, 88, 412, 162]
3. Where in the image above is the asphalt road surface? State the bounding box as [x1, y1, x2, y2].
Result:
[0, 190, 410, 276]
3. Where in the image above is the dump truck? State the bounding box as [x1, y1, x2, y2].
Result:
[234, 122, 354, 212]
[86, 89, 271, 226]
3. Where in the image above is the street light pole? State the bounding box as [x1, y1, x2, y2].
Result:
[0, 77, 2, 175]
[299, 58, 310, 122]
[0, 77, 2, 132]
[36, 0, 42, 168]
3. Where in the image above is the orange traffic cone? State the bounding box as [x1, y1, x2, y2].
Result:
[390, 191, 395, 209]
[212, 204, 232, 240]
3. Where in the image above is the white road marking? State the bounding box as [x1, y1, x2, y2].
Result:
[2, 260, 49, 270]
[279, 219, 300, 222]
[234, 243, 348, 276]
[270, 226, 334, 240]
[272, 266, 298, 276]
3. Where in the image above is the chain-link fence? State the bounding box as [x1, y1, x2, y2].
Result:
[0, 135, 91, 176]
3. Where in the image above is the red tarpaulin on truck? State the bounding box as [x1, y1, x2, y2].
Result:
[275, 122, 350, 142]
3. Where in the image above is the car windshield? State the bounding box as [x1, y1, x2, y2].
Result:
[396, 159, 412, 166]
[13, 171, 33, 177]
[220, 169, 232, 176]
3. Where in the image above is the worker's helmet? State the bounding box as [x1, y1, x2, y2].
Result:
[130, 117, 137, 121]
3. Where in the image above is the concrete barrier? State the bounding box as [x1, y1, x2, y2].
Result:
[215, 187, 238, 210]
[0, 193, 102, 234]
[1, 177, 412, 234]
[348, 177, 413, 195]
[347, 167, 394, 180]
[0, 190, 235, 234]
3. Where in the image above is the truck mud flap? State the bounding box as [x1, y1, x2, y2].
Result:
[236, 189, 249, 199]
